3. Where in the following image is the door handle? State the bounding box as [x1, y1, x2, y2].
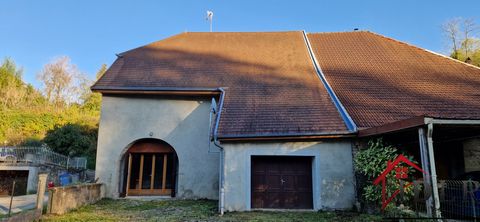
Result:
[280, 179, 286, 184]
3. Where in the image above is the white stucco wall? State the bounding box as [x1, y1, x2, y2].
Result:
[222, 141, 355, 211]
[95, 95, 220, 199]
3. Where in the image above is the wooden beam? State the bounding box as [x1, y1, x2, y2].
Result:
[358, 116, 426, 137]
[126, 153, 132, 196]
[127, 189, 172, 196]
[139, 154, 144, 190]
[162, 154, 168, 191]
[151, 155, 156, 190]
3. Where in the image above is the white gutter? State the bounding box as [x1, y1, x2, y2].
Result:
[212, 88, 226, 215]
[301, 31, 357, 132]
[425, 118, 480, 125]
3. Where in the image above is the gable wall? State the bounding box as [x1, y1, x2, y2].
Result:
[95, 95, 219, 199]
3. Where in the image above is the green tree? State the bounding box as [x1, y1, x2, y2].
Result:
[43, 123, 97, 169]
[0, 58, 26, 108]
[81, 64, 106, 112]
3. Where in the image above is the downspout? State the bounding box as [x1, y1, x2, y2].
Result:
[426, 123, 442, 218]
[212, 88, 226, 215]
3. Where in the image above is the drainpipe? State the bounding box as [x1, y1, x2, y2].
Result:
[426, 123, 442, 218]
[212, 88, 226, 215]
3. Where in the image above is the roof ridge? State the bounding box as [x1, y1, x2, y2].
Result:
[117, 31, 305, 57]
[183, 31, 303, 34]
[307, 30, 370, 34]
[364, 31, 480, 71]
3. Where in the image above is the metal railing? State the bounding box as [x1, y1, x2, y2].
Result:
[67, 157, 87, 169]
[438, 180, 480, 220]
[0, 146, 68, 168]
[386, 179, 480, 219]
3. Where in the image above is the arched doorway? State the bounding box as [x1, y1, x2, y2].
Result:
[123, 139, 178, 196]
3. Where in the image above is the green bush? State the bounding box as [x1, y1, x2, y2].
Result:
[354, 138, 418, 210]
[43, 123, 97, 169]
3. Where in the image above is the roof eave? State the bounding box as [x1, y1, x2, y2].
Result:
[358, 115, 426, 137]
[358, 116, 480, 137]
[91, 87, 222, 96]
[218, 131, 355, 142]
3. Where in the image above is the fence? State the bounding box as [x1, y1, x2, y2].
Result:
[439, 180, 480, 220]
[384, 180, 480, 220]
[0, 146, 87, 169]
[0, 146, 68, 167]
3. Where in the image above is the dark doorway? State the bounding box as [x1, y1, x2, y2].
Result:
[251, 156, 313, 209]
[0, 170, 28, 196]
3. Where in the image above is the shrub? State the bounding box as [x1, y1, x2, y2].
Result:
[354, 138, 418, 210]
[43, 123, 97, 169]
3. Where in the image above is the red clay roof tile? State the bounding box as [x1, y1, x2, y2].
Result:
[92, 32, 349, 137]
[308, 31, 480, 129]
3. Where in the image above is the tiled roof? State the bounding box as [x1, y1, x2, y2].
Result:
[92, 32, 349, 137]
[308, 31, 480, 129]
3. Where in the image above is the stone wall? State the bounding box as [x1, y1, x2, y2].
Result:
[47, 183, 104, 215]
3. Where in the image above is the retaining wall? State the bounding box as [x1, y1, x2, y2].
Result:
[47, 183, 104, 215]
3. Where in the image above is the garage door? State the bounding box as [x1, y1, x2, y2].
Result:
[251, 156, 313, 209]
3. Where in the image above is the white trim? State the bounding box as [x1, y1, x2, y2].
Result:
[426, 123, 442, 218]
[424, 117, 480, 125]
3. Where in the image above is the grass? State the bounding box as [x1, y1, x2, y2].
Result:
[40, 199, 381, 222]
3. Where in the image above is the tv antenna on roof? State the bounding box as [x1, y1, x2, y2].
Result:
[206, 10, 213, 32]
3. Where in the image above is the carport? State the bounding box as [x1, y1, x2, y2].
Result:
[359, 116, 480, 219]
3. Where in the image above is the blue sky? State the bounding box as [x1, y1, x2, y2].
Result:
[1, 0, 479, 87]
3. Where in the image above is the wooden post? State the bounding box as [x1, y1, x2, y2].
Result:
[126, 154, 132, 196]
[162, 154, 168, 191]
[8, 180, 15, 217]
[151, 155, 156, 190]
[139, 154, 144, 190]
[36, 173, 48, 210]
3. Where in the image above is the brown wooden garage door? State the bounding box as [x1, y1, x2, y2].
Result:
[251, 156, 313, 209]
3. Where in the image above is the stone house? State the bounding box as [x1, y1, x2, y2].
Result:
[92, 31, 480, 212]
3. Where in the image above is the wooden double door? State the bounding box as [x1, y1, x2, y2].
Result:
[126, 152, 176, 196]
[251, 156, 313, 209]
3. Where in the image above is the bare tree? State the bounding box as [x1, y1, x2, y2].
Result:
[442, 18, 461, 59]
[462, 18, 478, 58]
[37, 56, 85, 106]
[443, 18, 479, 64]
